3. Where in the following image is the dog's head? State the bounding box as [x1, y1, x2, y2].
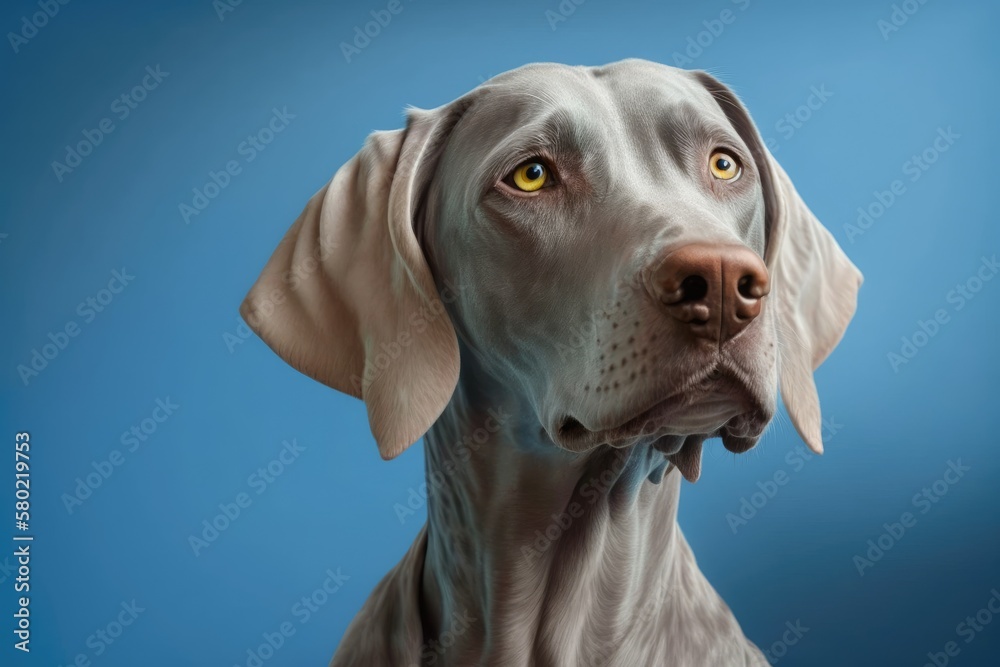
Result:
[241, 60, 861, 481]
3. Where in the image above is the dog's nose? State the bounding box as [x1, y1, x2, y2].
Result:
[649, 243, 770, 343]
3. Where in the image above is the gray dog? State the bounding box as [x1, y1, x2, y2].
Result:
[241, 59, 862, 666]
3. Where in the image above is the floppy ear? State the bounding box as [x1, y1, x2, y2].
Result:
[692, 71, 863, 454]
[240, 105, 467, 460]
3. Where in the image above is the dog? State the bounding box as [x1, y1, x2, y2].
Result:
[241, 59, 862, 666]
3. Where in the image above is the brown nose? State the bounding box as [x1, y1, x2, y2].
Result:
[649, 243, 770, 343]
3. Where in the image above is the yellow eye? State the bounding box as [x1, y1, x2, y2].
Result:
[709, 151, 741, 181]
[511, 161, 549, 192]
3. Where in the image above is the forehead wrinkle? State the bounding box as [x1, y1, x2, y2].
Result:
[479, 105, 609, 185]
[477, 64, 603, 122]
[591, 65, 745, 174]
[577, 76, 666, 183]
[443, 69, 612, 189]
[611, 94, 741, 180]
[659, 102, 743, 164]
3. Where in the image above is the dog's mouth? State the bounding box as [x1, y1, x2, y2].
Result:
[556, 370, 769, 482]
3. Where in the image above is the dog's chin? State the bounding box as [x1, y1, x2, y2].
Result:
[554, 374, 770, 481]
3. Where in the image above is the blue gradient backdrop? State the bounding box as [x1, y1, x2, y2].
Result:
[2, 0, 998, 665]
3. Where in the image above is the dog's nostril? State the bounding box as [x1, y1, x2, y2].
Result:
[737, 275, 761, 299]
[679, 275, 708, 302]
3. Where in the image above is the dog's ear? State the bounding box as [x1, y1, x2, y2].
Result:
[241, 103, 469, 460]
[692, 71, 863, 454]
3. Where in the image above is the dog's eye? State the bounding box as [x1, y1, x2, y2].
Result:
[509, 161, 549, 192]
[709, 151, 741, 181]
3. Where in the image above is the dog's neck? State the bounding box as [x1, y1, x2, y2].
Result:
[417, 359, 750, 665]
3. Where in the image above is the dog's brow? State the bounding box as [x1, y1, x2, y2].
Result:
[656, 102, 742, 166]
[480, 107, 596, 184]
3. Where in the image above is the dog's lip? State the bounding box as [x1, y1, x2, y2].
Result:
[720, 413, 767, 452]
[556, 392, 688, 449]
[556, 369, 769, 453]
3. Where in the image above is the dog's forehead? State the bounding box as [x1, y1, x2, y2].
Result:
[470, 59, 726, 130]
[438, 60, 735, 181]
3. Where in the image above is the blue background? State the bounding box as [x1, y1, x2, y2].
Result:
[2, 0, 998, 665]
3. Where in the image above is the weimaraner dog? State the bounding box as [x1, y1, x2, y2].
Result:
[241, 59, 861, 666]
